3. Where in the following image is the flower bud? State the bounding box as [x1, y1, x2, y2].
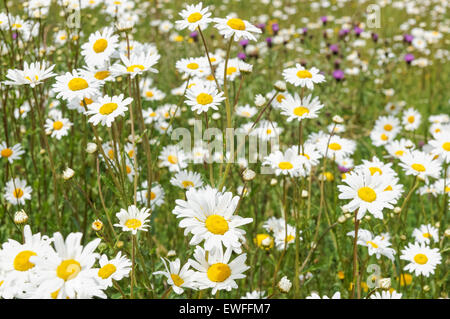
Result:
[14, 209, 28, 225]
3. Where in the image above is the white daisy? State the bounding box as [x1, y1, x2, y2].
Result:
[114, 205, 151, 235]
[85, 94, 132, 127]
[176, 2, 212, 31]
[213, 16, 262, 41]
[400, 242, 442, 277]
[4, 178, 32, 206]
[282, 63, 326, 89]
[0, 142, 25, 163]
[153, 257, 197, 294]
[279, 93, 324, 122]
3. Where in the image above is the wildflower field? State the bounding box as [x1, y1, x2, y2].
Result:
[0, 0, 449, 300]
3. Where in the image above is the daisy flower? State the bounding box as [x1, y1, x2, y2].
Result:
[3, 61, 55, 87]
[263, 149, 303, 177]
[319, 135, 356, 161]
[398, 150, 441, 182]
[170, 170, 204, 189]
[385, 101, 405, 115]
[282, 63, 326, 89]
[274, 224, 299, 251]
[235, 104, 257, 118]
[373, 115, 401, 137]
[429, 131, 450, 163]
[81, 27, 119, 67]
[370, 290, 402, 299]
[114, 205, 151, 235]
[279, 93, 324, 122]
[96, 252, 131, 288]
[52, 69, 101, 101]
[338, 170, 397, 220]
[306, 292, 341, 299]
[0, 225, 52, 299]
[213, 16, 262, 41]
[185, 81, 225, 114]
[412, 224, 439, 244]
[347, 229, 396, 260]
[44, 112, 73, 140]
[83, 64, 115, 83]
[137, 181, 165, 209]
[111, 51, 160, 78]
[400, 242, 442, 277]
[158, 145, 189, 172]
[216, 58, 243, 82]
[4, 178, 32, 206]
[402, 108, 422, 131]
[189, 245, 249, 294]
[0, 142, 25, 163]
[385, 138, 415, 159]
[176, 57, 208, 77]
[176, 2, 212, 31]
[142, 107, 160, 124]
[85, 94, 132, 127]
[153, 257, 197, 294]
[254, 120, 283, 141]
[172, 186, 253, 253]
[31, 232, 103, 299]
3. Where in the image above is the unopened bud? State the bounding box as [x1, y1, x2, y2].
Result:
[278, 276, 292, 293]
[92, 219, 103, 231]
[274, 80, 286, 92]
[242, 168, 256, 181]
[62, 168, 75, 181]
[14, 209, 28, 225]
[86, 142, 97, 153]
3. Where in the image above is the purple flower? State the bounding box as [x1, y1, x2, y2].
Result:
[239, 39, 249, 47]
[302, 27, 308, 35]
[354, 26, 363, 36]
[266, 37, 273, 47]
[271, 23, 279, 33]
[321, 16, 328, 24]
[237, 52, 246, 60]
[338, 29, 349, 37]
[332, 69, 345, 81]
[404, 53, 415, 63]
[371, 33, 379, 42]
[403, 34, 413, 43]
[338, 165, 350, 173]
[189, 31, 198, 39]
[329, 44, 339, 54]
[257, 23, 266, 31]
[12, 33, 18, 40]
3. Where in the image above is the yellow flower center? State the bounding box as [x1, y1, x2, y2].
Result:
[13, 188, 24, 198]
[1, 148, 13, 157]
[51, 290, 60, 299]
[226, 67, 237, 75]
[205, 215, 229, 235]
[278, 161, 293, 170]
[395, 150, 404, 157]
[98, 263, 117, 279]
[196, 93, 213, 105]
[187, 62, 199, 70]
[53, 121, 63, 130]
[276, 94, 285, 103]
[358, 187, 377, 202]
[301, 153, 310, 160]
[366, 241, 378, 248]
[384, 185, 393, 191]
[383, 124, 393, 131]
[255, 234, 273, 249]
[80, 97, 93, 106]
[171, 274, 184, 287]
[94, 70, 110, 80]
[13, 250, 37, 271]
[68, 78, 88, 91]
[285, 235, 295, 243]
[381, 134, 389, 141]
[227, 18, 246, 31]
[150, 112, 157, 117]
[57, 259, 81, 281]
[187, 12, 203, 23]
[168, 155, 178, 164]
[296, 70, 312, 78]
[99, 102, 118, 115]
[407, 116, 415, 123]
[422, 232, 431, 238]
[411, 163, 425, 172]
[145, 91, 154, 98]
[125, 218, 142, 229]
[93, 38, 108, 53]
[182, 180, 194, 188]
[293, 106, 309, 117]
[148, 191, 156, 200]
[442, 142, 450, 151]
[413, 253, 428, 265]
[328, 143, 341, 151]
[126, 64, 145, 73]
[207, 263, 231, 282]
[266, 129, 272, 135]
[369, 167, 382, 176]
